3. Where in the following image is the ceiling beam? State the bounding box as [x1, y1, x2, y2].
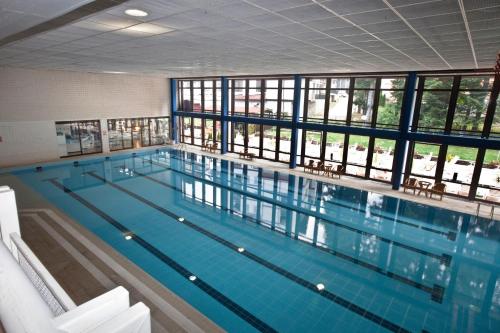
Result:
[0, 0, 129, 48]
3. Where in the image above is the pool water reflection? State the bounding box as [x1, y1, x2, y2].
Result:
[12, 148, 500, 333]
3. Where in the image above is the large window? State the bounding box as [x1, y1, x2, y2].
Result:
[452, 76, 493, 136]
[376, 78, 405, 129]
[177, 79, 221, 113]
[415, 76, 454, 133]
[369, 138, 395, 182]
[346, 135, 369, 176]
[442, 146, 477, 197]
[108, 117, 169, 151]
[408, 142, 440, 180]
[352, 78, 376, 127]
[56, 120, 102, 157]
[327, 78, 350, 124]
[302, 130, 323, 163]
[305, 79, 327, 123]
[174, 71, 498, 203]
[324, 132, 345, 163]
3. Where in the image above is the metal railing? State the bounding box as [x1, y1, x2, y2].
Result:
[9, 233, 76, 316]
[476, 202, 497, 220]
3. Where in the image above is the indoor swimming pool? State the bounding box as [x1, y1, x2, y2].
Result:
[9, 148, 500, 333]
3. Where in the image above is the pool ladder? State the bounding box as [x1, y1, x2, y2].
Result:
[476, 202, 497, 220]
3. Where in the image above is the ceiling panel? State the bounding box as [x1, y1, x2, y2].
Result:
[0, 0, 498, 77]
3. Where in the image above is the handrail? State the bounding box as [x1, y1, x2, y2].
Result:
[10, 233, 76, 315]
[476, 202, 496, 220]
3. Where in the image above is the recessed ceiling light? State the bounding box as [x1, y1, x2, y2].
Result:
[316, 283, 325, 291]
[125, 9, 148, 17]
[189, 275, 197, 281]
[178, 217, 185, 222]
[125, 233, 133, 240]
[237, 247, 245, 253]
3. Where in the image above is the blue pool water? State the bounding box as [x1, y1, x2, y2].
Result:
[8, 148, 500, 333]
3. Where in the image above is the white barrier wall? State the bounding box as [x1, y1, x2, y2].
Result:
[0, 187, 151, 332]
[0, 186, 20, 250]
[0, 67, 169, 167]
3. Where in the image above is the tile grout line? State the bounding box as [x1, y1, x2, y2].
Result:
[84, 171, 410, 333]
[19, 208, 209, 333]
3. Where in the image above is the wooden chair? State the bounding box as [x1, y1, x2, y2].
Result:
[312, 161, 325, 174]
[323, 164, 333, 176]
[304, 160, 314, 173]
[331, 165, 345, 179]
[403, 177, 418, 194]
[208, 142, 218, 153]
[201, 142, 209, 151]
[429, 183, 446, 200]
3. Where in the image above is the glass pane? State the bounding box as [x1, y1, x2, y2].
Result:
[281, 101, 293, 120]
[263, 126, 277, 160]
[418, 91, 451, 131]
[442, 146, 477, 197]
[204, 82, 214, 111]
[265, 88, 278, 100]
[303, 131, 322, 160]
[182, 117, 191, 139]
[354, 78, 376, 89]
[370, 139, 395, 182]
[324, 132, 344, 162]
[248, 91, 261, 117]
[181, 82, 192, 111]
[233, 122, 245, 153]
[452, 91, 489, 134]
[80, 121, 102, 154]
[460, 76, 493, 90]
[193, 118, 202, 146]
[377, 89, 403, 128]
[410, 143, 440, 177]
[352, 89, 375, 126]
[56, 122, 81, 156]
[279, 127, 291, 163]
[424, 77, 453, 89]
[264, 101, 277, 118]
[140, 119, 150, 147]
[347, 135, 369, 176]
[306, 90, 325, 122]
[381, 78, 405, 90]
[248, 124, 261, 155]
[328, 89, 349, 123]
[204, 119, 214, 143]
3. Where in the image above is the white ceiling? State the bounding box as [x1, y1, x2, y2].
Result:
[0, 0, 94, 39]
[0, 0, 499, 77]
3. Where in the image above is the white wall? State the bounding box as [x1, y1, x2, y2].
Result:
[0, 67, 169, 167]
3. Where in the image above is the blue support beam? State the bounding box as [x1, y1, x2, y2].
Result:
[392, 71, 416, 190]
[289, 74, 302, 168]
[169, 78, 177, 143]
[220, 76, 229, 154]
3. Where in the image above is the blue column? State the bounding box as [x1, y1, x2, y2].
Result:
[392, 71, 417, 190]
[289, 74, 302, 168]
[169, 78, 177, 143]
[220, 76, 229, 154]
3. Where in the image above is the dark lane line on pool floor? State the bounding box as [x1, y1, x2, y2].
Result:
[158, 153, 456, 241]
[83, 171, 412, 333]
[126, 166, 445, 303]
[139, 159, 452, 266]
[46, 177, 277, 333]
